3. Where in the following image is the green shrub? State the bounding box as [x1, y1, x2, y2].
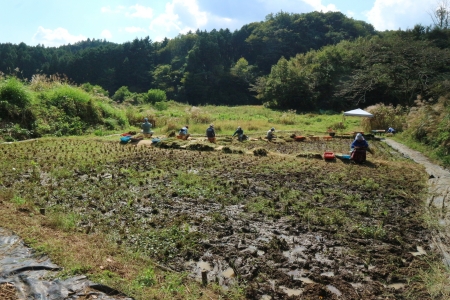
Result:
[47, 85, 91, 119]
[93, 129, 106, 136]
[112, 86, 131, 102]
[81, 83, 109, 97]
[97, 101, 128, 127]
[1, 123, 33, 141]
[123, 93, 147, 105]
[104, 118, 119, 130]
[155, 101, 168, 111]
[146, 89, 167, 103]
[0, 77, 32, 109]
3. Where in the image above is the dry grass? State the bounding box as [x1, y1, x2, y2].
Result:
[0, 199, 220, 300]
[0, 283, 18, 300]
[28, 74, 69, 92]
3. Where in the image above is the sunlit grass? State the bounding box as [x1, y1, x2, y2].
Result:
[124, 102, 363, 137]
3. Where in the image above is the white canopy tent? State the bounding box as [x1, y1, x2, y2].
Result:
[343, 108, 373, 118]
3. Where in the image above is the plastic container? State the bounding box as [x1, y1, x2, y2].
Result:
[120, 136, 131, 144]
[324, 152, 335, 160]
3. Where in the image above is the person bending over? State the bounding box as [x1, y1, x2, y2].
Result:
[350, 133, 369, 163]
[267, 127, 275, 142]
[206, 124, 216, 143]
[178, 125, 190, 140]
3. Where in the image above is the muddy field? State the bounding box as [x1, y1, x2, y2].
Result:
[0, 136, 436, 299]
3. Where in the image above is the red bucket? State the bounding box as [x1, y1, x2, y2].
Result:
[324, 152, 335, 160]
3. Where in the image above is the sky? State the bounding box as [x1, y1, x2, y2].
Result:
[0, 0, 439, 47]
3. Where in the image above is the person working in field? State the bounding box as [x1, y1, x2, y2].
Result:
[178, 125, 190, 140]
[266, 127, 275, 142]
[206, 124, 216, 143]
[141, 118, 153, 137]
[350, 133, 369, 163]
[387, 127, 396, 134]
[232, 126, 244, 142]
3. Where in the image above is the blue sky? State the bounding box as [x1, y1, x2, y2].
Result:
[0, 0, 437, 47]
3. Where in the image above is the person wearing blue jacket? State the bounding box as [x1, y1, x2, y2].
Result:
[141, 118, 153, 137]
[350, 133, 369, 163]
[178, 125, 189, 140]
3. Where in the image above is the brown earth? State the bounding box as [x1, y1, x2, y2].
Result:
[0, 136, 444, 299]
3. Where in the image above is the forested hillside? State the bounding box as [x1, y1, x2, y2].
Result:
[1, 11, 450, 112]
[256, 33, 450, 111]
[0, 11, 376, 106]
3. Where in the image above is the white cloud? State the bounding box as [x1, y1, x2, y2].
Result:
[125, 26, 147, 33]
[126, 4, 153, 18]
[32, 26, 86, 47]
[366, 0, 426, 31]
[150, 0, 208, 35]
[301, 0, 338, 12]
[346, 10, 355, 18]
[101, 29, 113, 39]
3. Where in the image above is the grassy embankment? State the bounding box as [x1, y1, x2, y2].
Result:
[1, 75, 360, 143]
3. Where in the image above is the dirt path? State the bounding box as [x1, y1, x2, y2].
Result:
[384, 138, 450, 266]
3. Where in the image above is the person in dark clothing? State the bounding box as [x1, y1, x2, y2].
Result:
[267, 127, 275, 142]
[206, 124, 216, 143]
[232, 126, 244, 141]
[350, 133, 369, 163]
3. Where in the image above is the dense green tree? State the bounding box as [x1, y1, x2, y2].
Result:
[146, 89, 167, 103]
[230, 57, 256, 83]
[240, 11, 375, 73]
[337, 36, 450, 106]
[111, 86, 131, 102]
[254, 57, 315, 110]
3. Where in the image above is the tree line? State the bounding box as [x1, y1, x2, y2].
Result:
[1, 11, 450, 111]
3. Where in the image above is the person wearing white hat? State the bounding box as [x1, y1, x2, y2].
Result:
[350, 133, 369, 163]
